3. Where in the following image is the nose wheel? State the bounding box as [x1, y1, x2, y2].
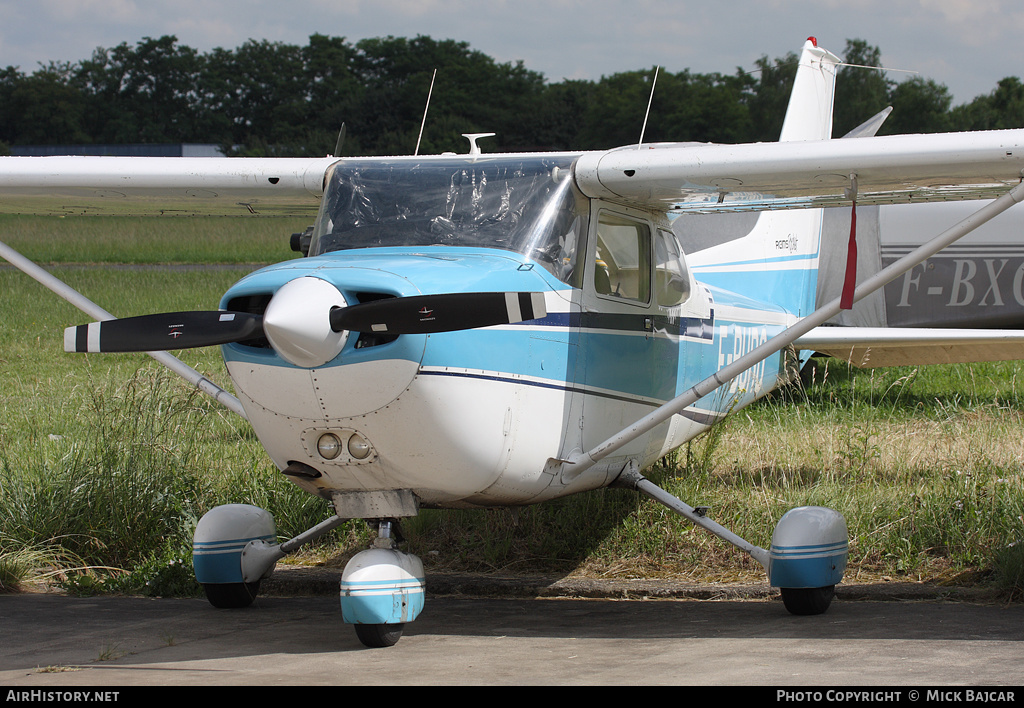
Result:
[341, 520, 425, 648]
[354, 622, 406, 648]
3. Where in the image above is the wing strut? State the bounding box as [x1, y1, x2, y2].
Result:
[562, 180, 1024, 479]
[0, 241, 248, 420]
[613, 460, 770, 569]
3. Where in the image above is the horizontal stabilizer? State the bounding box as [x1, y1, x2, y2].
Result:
[840, 106, 892, 139]
[796, 326, 1024, 368]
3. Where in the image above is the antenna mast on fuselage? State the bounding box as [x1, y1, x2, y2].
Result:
[638, 66, 660, 149]
[414, 69, 437, 157]
[462, 133, 496, 156]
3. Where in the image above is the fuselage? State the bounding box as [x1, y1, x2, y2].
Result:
[218, 154, 800, 509]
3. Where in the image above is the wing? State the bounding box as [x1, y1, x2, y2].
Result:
[796, 326, 1024, 368]
[7, 132, 1022, 217]
[573, 130, 1024, 213]
[0, 156, 338, 216]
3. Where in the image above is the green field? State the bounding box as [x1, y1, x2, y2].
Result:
[1, 215, 1022, 598]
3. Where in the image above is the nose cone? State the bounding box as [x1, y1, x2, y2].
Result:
[263, 276, 350, 368]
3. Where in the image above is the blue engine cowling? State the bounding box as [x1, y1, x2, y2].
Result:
[769, 506, 848, 588]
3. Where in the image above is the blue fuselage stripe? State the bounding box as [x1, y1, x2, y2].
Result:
[218, 248, 803, 419]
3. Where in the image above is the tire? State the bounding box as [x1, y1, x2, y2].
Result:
[781, 586, 835, 616]
[354, 623, 404, 648]
[203, 581, 261, 609]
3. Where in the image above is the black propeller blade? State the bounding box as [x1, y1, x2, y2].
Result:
[63, 291, 547, 355]
[331, 292, 547, 335]
[64, 311, 263, 353]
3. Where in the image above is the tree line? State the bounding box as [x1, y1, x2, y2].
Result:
[1, 34, 1022, 157]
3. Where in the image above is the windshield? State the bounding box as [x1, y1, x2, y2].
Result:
[309, 155, 587, 285]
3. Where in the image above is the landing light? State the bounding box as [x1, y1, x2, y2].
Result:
[348, 433, 372, 460]
[317, 433, 343, 460]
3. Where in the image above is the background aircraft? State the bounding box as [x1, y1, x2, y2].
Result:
[678, 200, 1024, 331]
[2, 38, 1024, 647]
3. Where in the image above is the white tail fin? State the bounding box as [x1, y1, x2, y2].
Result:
[688, 39, 840, 318]
[779, 37, 841, 142]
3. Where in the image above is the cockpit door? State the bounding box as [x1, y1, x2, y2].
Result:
[573, 206, 659, 462]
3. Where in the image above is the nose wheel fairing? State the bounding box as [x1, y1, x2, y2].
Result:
[341, 548, 426, 626]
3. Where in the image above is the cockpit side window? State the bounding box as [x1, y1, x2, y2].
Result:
[655, 228, 691, 307]
[592, 211, 651, 304]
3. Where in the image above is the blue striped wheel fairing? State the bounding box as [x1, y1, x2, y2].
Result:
[192, 534, 276, 584]
[340, 577, 426, 625]
[769, 541, 848, 588]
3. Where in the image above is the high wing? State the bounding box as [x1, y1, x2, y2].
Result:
[4, 132, 1023, 217]
[0, 156, 337, 215]
[574, 130, 1024, 213]
[796, 327, 1024, 368]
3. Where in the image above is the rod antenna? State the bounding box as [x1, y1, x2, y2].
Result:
[415, 69, 437, 156]
[638, 66, 660, 150]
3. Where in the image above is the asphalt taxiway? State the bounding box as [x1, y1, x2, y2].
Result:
[1, 572, 1022, 686]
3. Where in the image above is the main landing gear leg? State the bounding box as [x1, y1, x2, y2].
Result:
[612, 462, 848, 615]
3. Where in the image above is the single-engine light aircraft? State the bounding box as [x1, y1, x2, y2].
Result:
[3, 38, 1024, 647]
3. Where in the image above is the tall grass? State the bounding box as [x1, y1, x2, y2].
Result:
[0, 369, 356, 594]
[0, 535, 85, 592]
[1, 372, 209, 565]
[720, 359, 1024, 590]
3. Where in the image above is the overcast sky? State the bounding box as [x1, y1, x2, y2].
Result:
[2, 0, 1021, 105]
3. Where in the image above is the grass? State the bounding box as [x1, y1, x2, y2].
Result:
[721, 360, 1024, 587]
[0, 536, 84, 592]
[0, 213, 311, 264]
[0, 215, 1022, 599]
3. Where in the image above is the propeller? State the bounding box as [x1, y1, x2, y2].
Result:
[64, 276, 547, 368]
[329, 291, 547, 335]
[63, 311, 263, 354]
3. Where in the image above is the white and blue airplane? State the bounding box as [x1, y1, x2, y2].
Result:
[3, 38, 1024, 647]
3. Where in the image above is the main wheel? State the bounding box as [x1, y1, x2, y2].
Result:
[203, 581, 261, 609]
[780, 585, 835, 615]
[354, 623, 404, 648]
